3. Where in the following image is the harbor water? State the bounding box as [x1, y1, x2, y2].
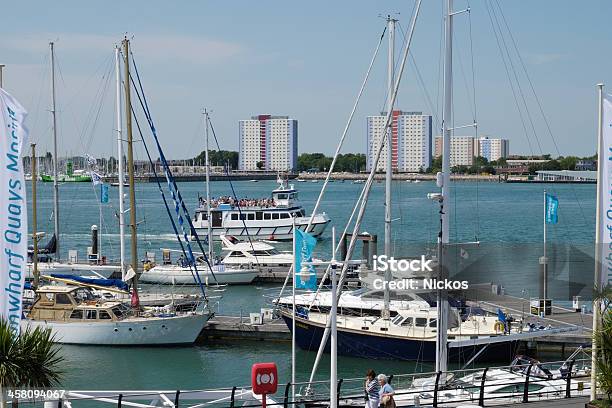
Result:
[26, 179, 595, 390]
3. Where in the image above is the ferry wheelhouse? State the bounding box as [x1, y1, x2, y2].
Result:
[192, 180, 330, 241]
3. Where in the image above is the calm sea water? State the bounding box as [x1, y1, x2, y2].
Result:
[25, 179, 596, 390]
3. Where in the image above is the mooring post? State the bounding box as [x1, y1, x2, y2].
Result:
[478, 367, 489, 407]
[174, 390, 180, 407]
[337, 378, 344, 406]
[522, 364, 533, 403]
[117, 394, 123, 408]
[283, 382, 291, 408]
[565, 360, 575, 398]
[230, 386, 237, 408]
[433, 371, 442, 408]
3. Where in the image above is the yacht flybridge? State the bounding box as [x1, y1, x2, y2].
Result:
[191, 179, 330, 241]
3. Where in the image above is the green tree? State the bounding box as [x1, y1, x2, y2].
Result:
[558, 156, 578, 170]
[429, 156, 443, 173]
[256, 161, 264, 170]
[0, 319, 63, 406]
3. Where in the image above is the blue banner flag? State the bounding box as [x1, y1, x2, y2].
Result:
[545, 193, 558, 224]
[100, 184, 109, 203]
[294, 229, 317, 290]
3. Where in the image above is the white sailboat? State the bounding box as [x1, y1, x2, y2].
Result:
[140, 110, 258, 285]
[22, 39, 212, 345]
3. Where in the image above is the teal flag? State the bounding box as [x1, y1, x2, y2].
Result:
[545, 193, 558, 224]
[100, 184, 109, 203]
[294, 229, 317, 290]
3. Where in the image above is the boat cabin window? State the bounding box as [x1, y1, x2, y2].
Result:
[201, 213, 208, 220]
[231, 214, 239, 221]
[247, 213, 255, 220]
[112, 305, 130, 319]
[264, 213, 271, 220]
[280, 213, 290, 219]
[402, 317, 414, 327]
[99, 310, 112, 320]
[272, 213, 280, 220]
[55, 293, 72, 305]
[415, 318, 427, 327]
[228, 251, 246, 258]
[277, 193, 288, 199]
[70, 310, 83, 320]
[39, 292, 55, 305]
[256, 212, 263, 220]
[240, 214, 246, 220]
[85, 310, 97, 320]
[391, 315, 403, 325]
[428, 319, 437, 328]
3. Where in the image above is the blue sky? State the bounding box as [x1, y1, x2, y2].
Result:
[1, 0, 611, 160]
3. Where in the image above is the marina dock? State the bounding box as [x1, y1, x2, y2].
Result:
[199, 314, 290, 342]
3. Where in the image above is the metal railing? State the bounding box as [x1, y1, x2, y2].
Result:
[8, 358, 591, 407]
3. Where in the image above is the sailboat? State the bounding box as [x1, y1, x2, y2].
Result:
[280, 4, 577, 364]
[140, 110, 258, 285]
[22, 39, 212, 345]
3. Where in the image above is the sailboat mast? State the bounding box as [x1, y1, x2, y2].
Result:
[31, 143, 39, 288]
[204, 109, 213, 262]
[115, 45, 126, 279]
[50, 42, 60, 261]
[383, 15, 396, 318]
[436, 0, 453, 375]
[123, 38, 138, 279]
[591, 83, 604, 400]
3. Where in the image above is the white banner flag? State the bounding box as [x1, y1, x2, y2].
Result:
[0, 88, 29, 334]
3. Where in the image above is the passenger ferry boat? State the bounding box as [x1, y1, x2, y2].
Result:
[191, 179, 330, 241]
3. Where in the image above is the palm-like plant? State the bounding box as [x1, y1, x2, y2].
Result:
[593, 285, 612, 406]
[0, 318, 63, 406]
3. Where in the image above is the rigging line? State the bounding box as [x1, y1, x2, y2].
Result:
[484, 1, 536, 159]
[205, 115, 260, 266]
[129, 102, 209, 297]
[127, 55, 216, 283]
[28, 52, 49, 146]
[307, 0, 423, 385]
[492, 0, 588, 228]
[397, 21, 440, 129]
[126, 63, 215, 289]
[277, 23, 387, 304]
[466, 1, 480, 240]
[488, 2, 544, 158]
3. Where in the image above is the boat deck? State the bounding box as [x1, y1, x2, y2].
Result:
[466, 285, 593, 347]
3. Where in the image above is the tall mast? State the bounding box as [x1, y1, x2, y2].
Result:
[436, 0, 453, 376]
[591, 83, 604, 400]
[204, 109, 213, 262]
[115, 45, 126, 280]
[123, 37, 138, 281]
[31, 143, 39, 288]
[383, 15, 397, 318]
[50, 42, 60, 261]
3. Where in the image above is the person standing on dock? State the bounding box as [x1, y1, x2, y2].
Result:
[377, 374, 395, 408]
[365, 369, 380, 408]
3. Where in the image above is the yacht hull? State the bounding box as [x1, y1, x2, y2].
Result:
[21, 312, 211, 345]
[139, 265, 258, 285]
[282, 315, 519, 362]
[26, 262, 121, 279]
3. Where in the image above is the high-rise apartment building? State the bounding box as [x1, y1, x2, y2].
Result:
[434, 136, 479, 167]
[366, 111, 432, 172]
[238, 115, 298, 171]
[478, 136, 509, 162]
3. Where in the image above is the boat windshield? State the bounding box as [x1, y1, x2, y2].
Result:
[73, 288, 95, 302]
[111, 304, 131, 320]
